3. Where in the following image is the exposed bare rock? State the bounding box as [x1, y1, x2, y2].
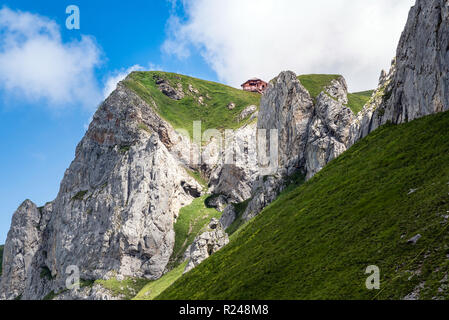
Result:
[407, 234, 422, 245]
[1, 83, 203, 300]
[351, 0, 449, 142]
[205, 194, 228, 212]
[0, 200, 42, 300]
[257, 71, 314, 177]
[184, 219, 229, 273]
[53, 283, 121, 300]
[208, 122, 259, 203]
[325, 77, 349, 105]
[243, 71, 354, 219]
[305, 92, 354, 179]
[243, 175, 284, 221]
[227, 102, 236, 110]
[156, 77, 184, 100]
[188, 84, 199, 94]
[239, 105, 258, 121]
[219, 205, 237, 230]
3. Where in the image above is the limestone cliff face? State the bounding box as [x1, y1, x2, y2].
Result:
[184, 218, 229, 274]
[1, 83, 203, 300]
[208, 122, 259, 204]
[0, 201, 52, 300]
[352, 0, 449, 140]
[243, 0, 449, 221]
[243, 73, 354, 220]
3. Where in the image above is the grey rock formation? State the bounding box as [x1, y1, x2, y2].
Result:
[184, 219, 229, 273]
[239, 105, 258, 121]
[257, 71, 315, 177]
[351, 0, 449, 141]
[0, 200, 52, 300]
[1, 83, 203, 300]
[227, 102, 236, 110]
[205, 194, 228, 212]
[407, 234, 422, 245]
[243, 72, 354, 219]
[326, 77, 349, 105]
[244, 0, 449, 222]
[243, 175, 284, 221]
[208, 122, 260, 203]
[305, 91, 354, 179]
[155, 77, 185, 100]
[219, 205, 237, 230]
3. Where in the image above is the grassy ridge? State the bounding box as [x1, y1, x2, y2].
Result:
[157, 110, 449, 300]
[298, 74, 373, 114]
[347, 90, 374, 114]
[123, 71, 261, 138]
[297, 74, 342, 100]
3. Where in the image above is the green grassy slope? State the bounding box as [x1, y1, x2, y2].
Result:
[297, 74, 342, 100]
[347, 90, 374, 114]
[168, 196, 221, 269]
[157, 110, 449, 300]
[94, 277, 149, 300]
[123, 71, 261, 137]
[134, 262, 187, 300]
[297, 74, 373, 114]
[0, 245, 3, 276]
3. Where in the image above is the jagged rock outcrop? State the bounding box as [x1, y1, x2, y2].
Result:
[155, 76, 185, 100]
[244, 0, 449, 221]
[1, 83, 203, 300]
[305, 89, 354, 179]
[0, 201, 52, 300]
[243, 72, 354, 219]
[257, 71, 315, 177]
[351, 0, 449, 141]
[208, 123, 260, 204]
[184, 219, 229, 273]
[239, 105, 258, 121]
[219, 205, 236, 230]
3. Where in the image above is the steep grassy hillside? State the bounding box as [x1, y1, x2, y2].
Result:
[123, 71, 261, 137]
[0, 245, 3, 276]
[134, 262, 187, 300]
[297, 74, 373, 114]
[157, 110, 449, 300]
[347, 90, 374, 114]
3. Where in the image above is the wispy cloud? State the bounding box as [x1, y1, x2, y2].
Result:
[163, 0, 415, 92]
[102, 64, 144, 100]
[0, 7, 102, 109]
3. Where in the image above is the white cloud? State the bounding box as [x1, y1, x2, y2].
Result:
[0, 7, 102, 109]
[163, 0, 415, 92]
[102, 64, 144, 100]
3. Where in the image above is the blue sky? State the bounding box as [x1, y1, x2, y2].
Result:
[0, 0, 414, 244]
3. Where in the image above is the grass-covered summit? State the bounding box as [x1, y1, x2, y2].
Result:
[123, 71, 261, 137]
[122, 72, 371, 138]
[297, 74, 373, 114]
[156, 110, 449, 300]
